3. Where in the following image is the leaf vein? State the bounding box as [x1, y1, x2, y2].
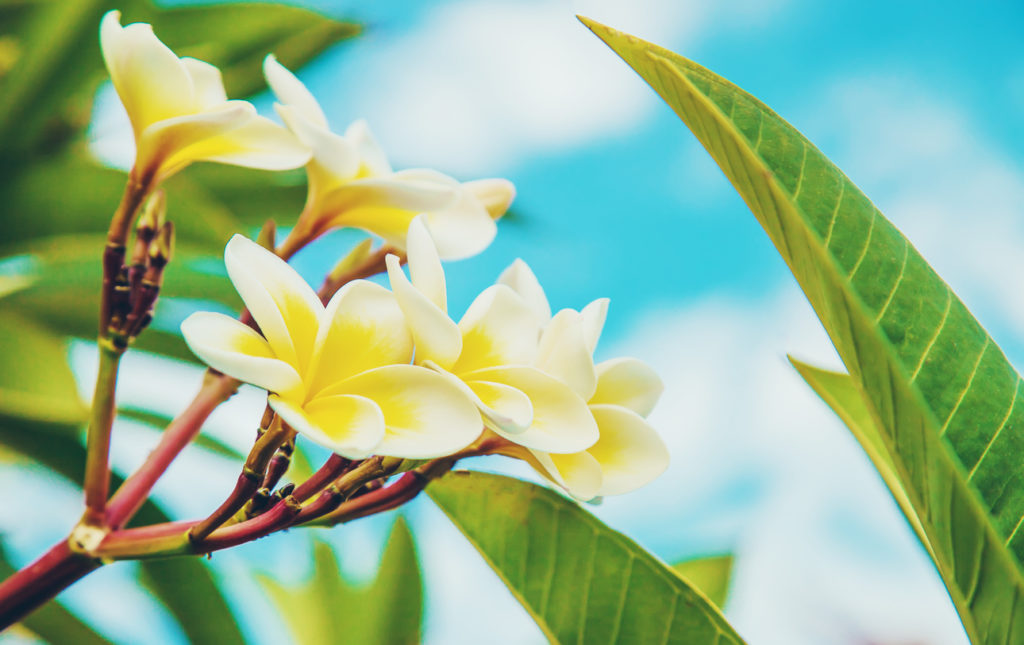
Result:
[908, 288, 953, 383]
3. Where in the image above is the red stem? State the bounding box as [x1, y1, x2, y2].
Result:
[0, 542, 100, 630]
[291, 454, 351, 503]
[105, 374, 238, 529]
[197, 497, 301, 553]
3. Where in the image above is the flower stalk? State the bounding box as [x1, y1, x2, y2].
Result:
[78, 339, 126, 528]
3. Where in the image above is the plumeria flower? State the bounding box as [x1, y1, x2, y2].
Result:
[497, 260, 669, 500]
[100, 11, 309, 185]
[386, 218, 598, 454]
[180, 235, 480, 459]
[263, 55, 515, 260]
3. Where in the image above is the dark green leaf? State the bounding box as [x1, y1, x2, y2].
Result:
[428, 471, 745, 644]
[580, 17, 1024, 643]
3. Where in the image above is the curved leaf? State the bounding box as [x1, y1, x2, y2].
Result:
[428, 471, 745, 645]
[581, 17, 1024, 643]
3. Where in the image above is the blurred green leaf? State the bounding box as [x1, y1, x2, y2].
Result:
[138, 558, 247, 645]
[1, 234, 241, 362]
[671, 554, 734, 609]
[428, 471, 745, 644]
[258, 517, 422, 645]
[0, 310, 84, 424]
[0, 545, 112, 645]
[151, 3, 359, 100]
[581, 17, 1024, 643]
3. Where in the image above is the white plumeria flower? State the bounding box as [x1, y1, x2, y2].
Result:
[263, 55, 515, 260]
[180, 235, 480, 459]
[385, 218, 598, 454]
[498, 260, 669, 500]
[100, 11, 309, 185]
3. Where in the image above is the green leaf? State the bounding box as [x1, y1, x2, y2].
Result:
[580, 17, 1024, 643]
[138, 559, 247, 645]
[789, 359, 933, 555]
[1, 234, 241, 362]
[257, 517, 422, 645]
[427, 471, 745, 644]
[0, 546, 112, 645]
[151, 3, 360, 101]
[672, 555, 734, 609]
[0, 310, 85, 425]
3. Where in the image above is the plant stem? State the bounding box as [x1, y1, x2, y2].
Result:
[79, 340, 125, 527]
[100, 174, 152, 335]
[105, 372, 238, 529]
[0, 542, 100, 630]
[188, 416, 291, 542]
[307, 458, 456, 527]
[290, 454, 351, 502]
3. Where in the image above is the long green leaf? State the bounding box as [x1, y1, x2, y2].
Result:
[789, 358, 934, 558]
[258, 517, 422, 645]
[428, 471, 745, 644]
[580, 17, 1024, 643]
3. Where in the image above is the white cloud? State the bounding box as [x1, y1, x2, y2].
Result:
[328, 0, 789, 175]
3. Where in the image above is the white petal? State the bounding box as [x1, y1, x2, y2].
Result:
[536, 309, 597, 401]
[452, 285, 539, 375]
[592, 358, 664, 417]
[330, 365, 482, 459]
[307, 280, 413, 397]
[345, 119, 391, 175]
[269, 394, 384, 459]
[529, 449, 603, 501]
[317, 175, 458, 240]
[466, 379, 533, 433]
[422, 188, 497, 261]
[589, 404, 669, 496]
[263, 54, 327, 127]
[223, 234, 322, 373]
[180, 311, 302, 396]
[407, 216, 446, 311]
[181, 57, 227, 108]
[466, 366, 598, 453]
[100, 11, 196, 136]
[580, 298, 609, 355]
[135, 101, 254, 179]
[497, 259, 551, 326]
[390, 170, 497, 259]
[464, 178, 516, 219]
[275, 104, 358, 190]
[386, 254, 462, 369]
[178, 114, 311, 171]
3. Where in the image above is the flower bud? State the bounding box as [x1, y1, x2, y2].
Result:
[148, 222, 175, 269]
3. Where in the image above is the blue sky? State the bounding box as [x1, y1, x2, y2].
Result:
[8, 1, 1024, 643]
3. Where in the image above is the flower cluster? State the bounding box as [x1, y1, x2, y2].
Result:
[104, 10, 667, 500]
